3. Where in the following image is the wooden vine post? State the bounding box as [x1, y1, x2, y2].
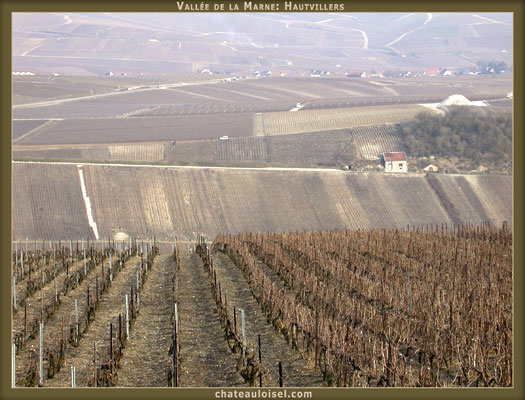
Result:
[118, 314, 122, 348]
[109, 323, 113, 362]
[173, 302, 178, 388]
[93, 341, 97, 387]
[241, 309, 246, 359]
[12, 343, 16, 387]
[70, 366, 76, 387]
[39, 323, 43, 386]
[314, 306, 319, 373]
[125, 294, 129, 339]
[24, 304, 27, 345]
[74, 299, 79, 343]
[13, 276, 17, 310]
[233, 307, 237, 335]
[258, 334, 263, 387]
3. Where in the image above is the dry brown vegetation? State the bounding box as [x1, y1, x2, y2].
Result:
[212, 224, 512, 387]
[196, 238, 324, 387]
[11, 227, 513, 387]
[12, 239, 160, 387]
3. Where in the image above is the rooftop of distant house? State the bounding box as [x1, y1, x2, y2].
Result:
[383, 152, 407, 162]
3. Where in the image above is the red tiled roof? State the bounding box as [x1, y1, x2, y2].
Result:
[383, 152, 407, 162]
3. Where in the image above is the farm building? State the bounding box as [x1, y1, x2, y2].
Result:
[383, 152, 407, 172]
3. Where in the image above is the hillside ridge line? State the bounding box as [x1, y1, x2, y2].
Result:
[12, 160, 343, 173]
[12, 160, 511, 178]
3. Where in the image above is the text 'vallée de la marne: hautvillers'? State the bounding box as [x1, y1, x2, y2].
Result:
[175, 2, 345, 12]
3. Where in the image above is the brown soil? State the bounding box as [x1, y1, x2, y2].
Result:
[177, 246, 245, 387]
[117, 255, 174, 387]
[211, 252, 325, 387]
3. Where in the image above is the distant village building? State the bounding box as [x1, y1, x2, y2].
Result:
[382, 152, 408, 172]
[460, 67, 479, 76]
[423, 68, 442, 77]
[423, 164, 439, 172]
[345, 71, 365, 77]
[311, 69, 330, 77]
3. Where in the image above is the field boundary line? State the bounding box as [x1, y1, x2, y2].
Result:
[13, 160, 506, 180]
[13, 120, 57, 145]
[12, 78, 227, 109]
[13, 160, 344, 173]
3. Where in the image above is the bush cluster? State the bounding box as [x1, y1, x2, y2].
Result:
[399, 107, 511, 166]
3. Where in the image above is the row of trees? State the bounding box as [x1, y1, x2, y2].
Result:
[476, 60, 510, 74]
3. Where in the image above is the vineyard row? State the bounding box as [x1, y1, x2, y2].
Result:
[211, 224, 512, 387]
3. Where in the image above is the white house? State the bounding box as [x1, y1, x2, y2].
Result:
[383, 152, 407, 172]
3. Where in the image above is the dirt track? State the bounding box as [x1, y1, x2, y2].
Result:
[117, 255, 174, 387]
[211, 252, 325, 387]
[177, 246, 245, 387]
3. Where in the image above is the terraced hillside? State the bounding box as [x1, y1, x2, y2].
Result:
[13, 143, 167, 163]
[13, 125, 405, 168]
[12, 163, 511, 241]
[255, 105, 432, 136]
[12, 74, 218, 105]
[12, 163, 94, 239]
[14, 114, 254, 145]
